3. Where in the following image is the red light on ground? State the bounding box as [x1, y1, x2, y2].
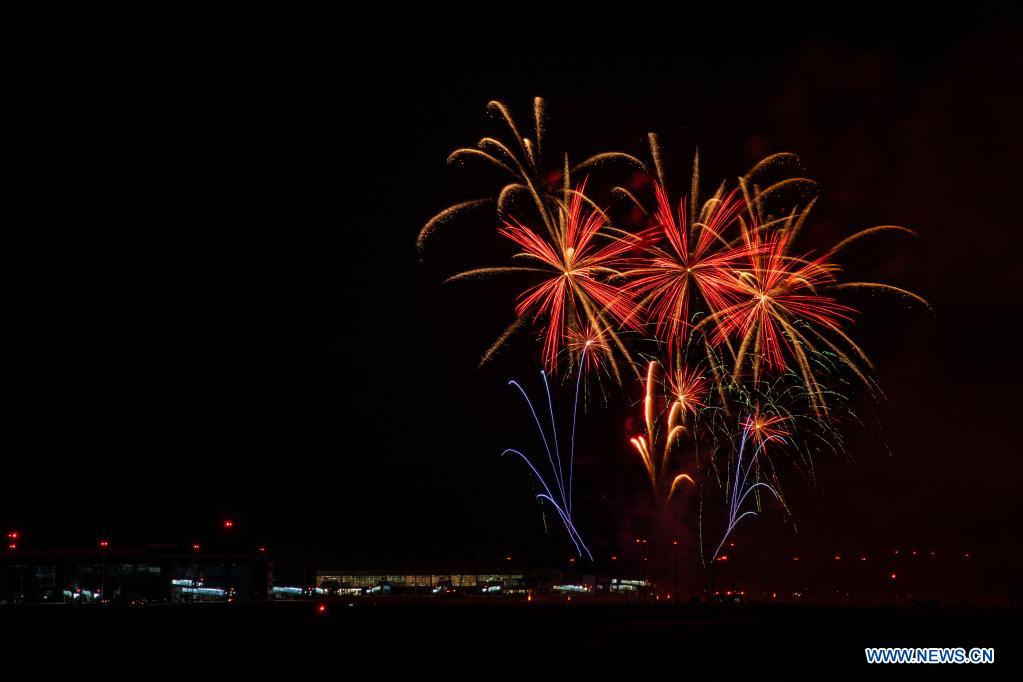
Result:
[99, 540, 109, 548]
[505, 555, 512, 561]
[223, 520, 234, 529]
[568, 557, 576, 563]
[7, 531, 19, 540]
[7, 543, 15, 550]
[317, 604, 327, 614]
[792, 556, 800, 562]
[890, 572, 897, 580]
[833, 554, 841, 561]
[192, 544, 201, 552]
[771, 592, 777, 599]
[728, 542, 735, 548]
[610, 555, 618, 561]
[258, 547, 266, 553]
[894, 549, 900, 555]
[716, 555, 728, 562]
[963, 552, 971, 559]
[911, 550, 918, 556]
[859, 556, 868, 562]
[672, 540, 678, 546]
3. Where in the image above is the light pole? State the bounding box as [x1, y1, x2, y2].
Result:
[672, 539, 679, 604]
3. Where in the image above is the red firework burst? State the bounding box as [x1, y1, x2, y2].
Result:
[712, 224, 855, 375]
[565, 322, 612, 376]
[624, 184, 751, 356]
[667, 364, 708, 418]
[499, 181, 637, 372]
[742, 409, 789, 449]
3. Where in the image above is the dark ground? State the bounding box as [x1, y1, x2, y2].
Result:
[1, 601, 1018, 677]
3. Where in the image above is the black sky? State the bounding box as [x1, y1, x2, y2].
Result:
[1, 8, 1020, 582]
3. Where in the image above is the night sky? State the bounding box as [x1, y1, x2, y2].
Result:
[1, 9, 1020, 589]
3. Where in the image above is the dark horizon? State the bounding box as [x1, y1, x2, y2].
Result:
[1, 9, 1020, 601]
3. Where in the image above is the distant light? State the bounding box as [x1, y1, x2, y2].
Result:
[7, 543, 15, 550]
[258, 547, 266, 553]
[728, 542, 735, 548]
[890, 572, 897, 580]
[963, 552, 971, 559]
[859, 556, 868, 562]
[6, 531, 18, 540]
[568, 557, 576, 563]
[505, 555, 512, 561]
[317, 604, 327, 614]
[99, 540, 109, 548]
[792, 556, 800, 562]
[192, 544, 201, 552]
[223, 520, 234, 529]
[610, 555, 618, 561]
[716, 555, 728, 562]
[833, 554, 841, 561]
[672, 540, 678, 546]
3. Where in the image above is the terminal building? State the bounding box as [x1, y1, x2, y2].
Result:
[0, 544, 270, 604]
[2, 543, 643, 603]
[314, 568, 539, 595]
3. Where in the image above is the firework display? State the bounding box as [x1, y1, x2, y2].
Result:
[419, 99, 927, 568]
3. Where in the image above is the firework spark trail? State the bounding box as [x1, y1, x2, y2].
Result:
[502, 350, 593, 559]
[711, 421, 784, 562]
[628, 361, 699, 510]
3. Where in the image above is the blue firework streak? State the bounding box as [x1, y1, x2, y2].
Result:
[502, 349, 593, 560]
[711, 418, 784, 562]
